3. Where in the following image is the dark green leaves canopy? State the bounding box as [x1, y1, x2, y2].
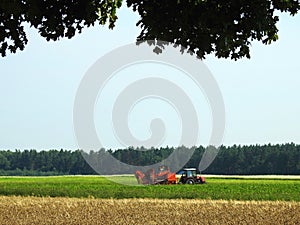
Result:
[0, 0, 299, 59]
[0, 0, 122, 57]
[128, 0, 299, 59]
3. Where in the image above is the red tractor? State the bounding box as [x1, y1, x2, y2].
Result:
[177, 168, 205, 184]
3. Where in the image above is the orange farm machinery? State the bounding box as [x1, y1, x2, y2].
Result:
[135, 166, 205, 185]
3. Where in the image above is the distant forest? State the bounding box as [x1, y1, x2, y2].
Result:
[0, 143, 299, 176]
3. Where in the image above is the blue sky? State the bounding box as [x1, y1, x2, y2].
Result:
[0, 6, 299, 150]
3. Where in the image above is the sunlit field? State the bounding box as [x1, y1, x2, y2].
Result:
[0, 196, 299, 225]
[0, 176, 299, 201]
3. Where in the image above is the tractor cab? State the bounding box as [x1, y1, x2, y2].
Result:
[178, 168, 205, 184]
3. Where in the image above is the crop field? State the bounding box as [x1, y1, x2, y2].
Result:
[0, 176, 299, 201]
[0, 196, 299, 225]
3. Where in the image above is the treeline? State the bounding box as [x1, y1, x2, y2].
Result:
[0, 149, 95, 176]
[0, 143, 299, 175]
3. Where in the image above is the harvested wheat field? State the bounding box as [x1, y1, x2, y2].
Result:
[0, 196, 299, 225]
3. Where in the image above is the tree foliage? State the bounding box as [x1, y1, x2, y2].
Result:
[128, 0, 300, 59]
[0, 143, 300, 175]
[0, 0, 299, 58]
[0, 0, 122, 57]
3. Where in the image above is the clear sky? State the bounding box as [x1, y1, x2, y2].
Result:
[1, 6, 299, 150]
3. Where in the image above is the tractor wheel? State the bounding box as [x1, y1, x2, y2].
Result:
[186, 179, 195, 185]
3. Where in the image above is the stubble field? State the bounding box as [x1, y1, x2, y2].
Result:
[0, 196, 299, 225]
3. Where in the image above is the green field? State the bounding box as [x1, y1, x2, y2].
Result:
[0, 176, 299, 201]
